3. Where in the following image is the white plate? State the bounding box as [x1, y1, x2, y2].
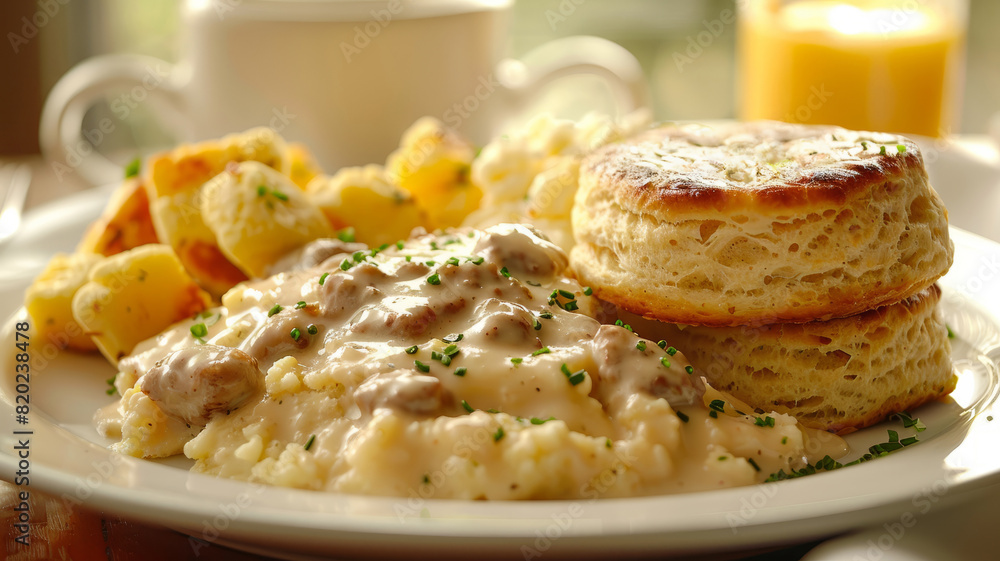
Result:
[2, 189, 1000, 560]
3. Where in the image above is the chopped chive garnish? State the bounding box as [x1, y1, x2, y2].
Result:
[446, 257, 460, 266]
[606, 438, 612, 448]
[268, 304, 283, 317]
[894, 411, 926, 432]
[461, 400, 474, 413]
[414, 360, 430, 373]
[190, 323, 208, 338]
[304, 434, 316, 451]
[443, 344, 459, 356]
[124, 157, 141, 178]
[676, 411, 689, 423]
[531, 347, 551, 356]
[560, 364, 572, 376]
[271, 190, 288, 201]
[256, 185, 267, 197]
[352, 251, 365, 263]
[666, 346, 678, 356]
[558, 289, 575, 300]
[657, 340, 667, 349]
[443, 333, 464, 343]
[568, 371, 586, 386]
[454, 367, 467, 377]
[500, 267, 510, 278]
[405, 256, 412, 262]
[879, 145, 887, 155]
[340, 259, 353, 271]
[318, 272, 329, 285]
[660, 357, 671, 368]
[336, 228, 355, 243]
[709, 400, 726, 413]
[636, 341, 647, 351]
[530, 416, 555, 425]
[684, 365, 694, 374]
[754, 415, 775, 427]
[563, 301, 579, 311]
[861, 141, 869, 150]
[493, 427, 505, 442]
[614, 319, 623, 326]
[290, 327, 301, 341]
[539, 312, 554, 319]
[295, 301, 307, 309]
[469, 256, 485, 265]
[425, 260, 436, 266]
[718, 456, 728, 461]
[510, 357, 523, 365]
[431, 351, 442, 361]
[405, 345, 418, 355]
[307, 324, 318, 335]
[946, 324, 955, 339]
[441, 355, 452, 366]
[709, 410, 718, 418]
[747, 458, 761, 472]
[583, 286, 593, 296]
[396, 241, 405, 250]
[533, 318, 542, 331]
[897, 144, 907, 154]
[426, 273, 441, 285]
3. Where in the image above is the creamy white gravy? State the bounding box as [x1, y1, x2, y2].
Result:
[96, 224, 844, 499]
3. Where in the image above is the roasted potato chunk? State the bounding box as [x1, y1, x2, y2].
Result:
[307, 165, 426, 247]
[201, 161, 333, 278]
[77, 177, 159, 256]
[285, 142, 323, 189]
[144, 127, 289, 297]
[72, 244, 211, 365]
[24, 252, 104, 352]
[385, 117, 480, 229]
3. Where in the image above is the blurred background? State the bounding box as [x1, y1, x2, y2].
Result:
[1, 0, 998, 158]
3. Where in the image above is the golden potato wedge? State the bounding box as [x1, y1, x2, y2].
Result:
[201, 161, 333, 278]
[307, 165, 426, 247]
[385, 117, 480, 229]
[24, 252, 104, 352]
[144, 128, 289, 297]
[72, 244, 211, 365]
[76, 177, 159, 256]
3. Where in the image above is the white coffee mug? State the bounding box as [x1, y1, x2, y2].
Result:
[40, 0, 649, 185]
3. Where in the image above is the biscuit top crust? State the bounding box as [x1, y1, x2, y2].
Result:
[582, 121, 925, 214]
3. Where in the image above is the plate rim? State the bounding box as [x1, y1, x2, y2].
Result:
[2, 188, 1000, 557]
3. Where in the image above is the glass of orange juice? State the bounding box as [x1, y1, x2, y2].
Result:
[737, 0, 967, 137]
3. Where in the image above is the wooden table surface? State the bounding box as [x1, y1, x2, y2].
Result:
[0, 156, 825, 561]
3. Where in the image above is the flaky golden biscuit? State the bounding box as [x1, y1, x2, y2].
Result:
[571, 121, 954, 326]
[622, 285, 954, 434]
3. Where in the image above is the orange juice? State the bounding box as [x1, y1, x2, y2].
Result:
[738, 0, 966, 137]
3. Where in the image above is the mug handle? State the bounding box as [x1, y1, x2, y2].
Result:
[497, 35, 650, 116]
[39, 54, 189, 186]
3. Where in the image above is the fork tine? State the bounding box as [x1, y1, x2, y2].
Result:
[0, 163, 31, 244]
